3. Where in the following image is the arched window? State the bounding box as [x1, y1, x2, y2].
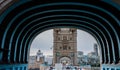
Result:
[60, 47, 62, 49]
[68, 46, 71, 50]
[70, 37, 72, 40]
[63, 45, 67, 50]
[63, 36, 67, 40]
[58, 37, 60, 40]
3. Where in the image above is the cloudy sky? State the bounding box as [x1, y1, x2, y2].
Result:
[30, 29, 98, 56]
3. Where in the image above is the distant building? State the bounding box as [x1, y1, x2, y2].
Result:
[88, 52, 96, 57]
[28, 50, 45, 70]
[77, 54, 100, 66]
[77, 55, 89, 65]
[45, 55, 53, 65]
[94, 43, 98, 56]
[78, 51, 100, 66]
[77, 51, 84, 63]
[77, 51, 83, 56]
[88, 51, 100, 62]
[28, 56, 36, 69]
[36, 50, 45, 64]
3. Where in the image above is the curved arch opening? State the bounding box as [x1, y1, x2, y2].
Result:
[0, 1, 119, 70]
[29, 28, 101, 69]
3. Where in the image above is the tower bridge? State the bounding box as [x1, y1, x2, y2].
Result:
[0, 0, 120, 70]
[53, 28, 77, 66]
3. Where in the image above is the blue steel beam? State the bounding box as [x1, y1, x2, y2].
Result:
[19, 19, 106, 62]
[5, 10, 117, 63]
[0, 0, 119, 64]
[13, 13, 116, 63]
[1, 2, 119, 53]
[8, 9, 117, 63]
[14, 14, 111, 63]
[9, 6, 118, 63]
[23, 22, 105, 63]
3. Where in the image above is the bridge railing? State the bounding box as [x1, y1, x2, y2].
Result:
[0, 64, 28, 70]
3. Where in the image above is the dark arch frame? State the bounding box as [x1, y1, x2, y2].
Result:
[0, 0, 119, 66]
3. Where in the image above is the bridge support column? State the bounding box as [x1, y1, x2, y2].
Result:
[102, 64, 120, 70]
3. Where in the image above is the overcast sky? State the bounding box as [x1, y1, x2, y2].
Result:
[30, 29, 98, 56]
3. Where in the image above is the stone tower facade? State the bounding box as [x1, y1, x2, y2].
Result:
[53, 28, 77, 66]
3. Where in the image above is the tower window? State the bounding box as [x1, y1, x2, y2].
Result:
[56, 52, 60, 56]
[56, 30, 58, 33]
[60, 47, 62, 49]
[70, 37, 72, 40]
[69, 47, 71, 49]
[58, 37, 60, 40]
[63, 36, 67, 40]
[63, 45, 67, 50]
